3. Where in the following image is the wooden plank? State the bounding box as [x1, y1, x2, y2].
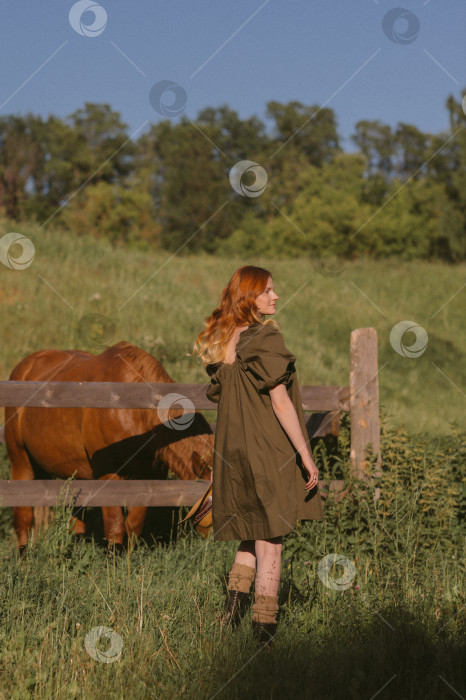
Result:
[349, 328, 382, 492]
[0, 478, 347, 506]
[0, 381, 350, 411]
[0, 380, 205, 409]
[300, 385, 350, 411]
[0, 479, 212, 507]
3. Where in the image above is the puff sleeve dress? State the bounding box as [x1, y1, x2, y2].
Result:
[205, 322, 324, 541]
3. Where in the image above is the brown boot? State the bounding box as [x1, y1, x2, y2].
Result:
[251, 620, 278, 649]
[219, 562, 255, 628]
[251, 593, 279, 649]
[221, 589, 251, 628]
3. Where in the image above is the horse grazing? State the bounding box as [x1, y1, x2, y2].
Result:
[4, 341, 214, 553]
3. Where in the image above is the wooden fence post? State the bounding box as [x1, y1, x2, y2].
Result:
[349, 328, 382, 499]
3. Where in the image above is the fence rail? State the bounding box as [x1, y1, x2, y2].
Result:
[0, 380, 349, 411]
[0, 478, 349, 506]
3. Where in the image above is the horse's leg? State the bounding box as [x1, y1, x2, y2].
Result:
[101, 504, 126, 549]
[125, 506, 147, 550]
[32, 506, 54, 544]
[69, 512, 86, 536]
[13, 504, 34, 554]
[98, 475, 126, 549]
[8, 436, 35, 554]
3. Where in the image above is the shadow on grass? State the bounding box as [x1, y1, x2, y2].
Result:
[4, 503, 197, 557]
[202, 601, 465, 700]
[73, 504, 186, 550]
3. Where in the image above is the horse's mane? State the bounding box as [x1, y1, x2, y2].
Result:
[102, 342, 174, 384]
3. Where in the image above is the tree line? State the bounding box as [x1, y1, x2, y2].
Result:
[0, 92, 465, 261]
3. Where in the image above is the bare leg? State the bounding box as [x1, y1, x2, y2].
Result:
[234, 540, 256, 569]
[254, 536, 282, 597]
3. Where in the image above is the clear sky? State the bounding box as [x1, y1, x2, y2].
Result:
[1, 0, 465, 152]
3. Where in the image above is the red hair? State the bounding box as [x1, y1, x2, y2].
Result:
[193, 265, 279, 367]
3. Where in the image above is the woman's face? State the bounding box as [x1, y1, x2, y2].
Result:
[255, 276, 279, 315]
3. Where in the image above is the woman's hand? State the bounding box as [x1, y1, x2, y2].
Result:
[302, 460, 319, 490]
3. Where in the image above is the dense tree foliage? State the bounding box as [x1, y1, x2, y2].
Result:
[0, 92, 464, 260]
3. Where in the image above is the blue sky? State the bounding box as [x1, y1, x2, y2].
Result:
[1, 1, 465, 152]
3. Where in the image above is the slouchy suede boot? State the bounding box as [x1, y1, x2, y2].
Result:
[251, 593, 279, 649]
[220, 563, 256, 628]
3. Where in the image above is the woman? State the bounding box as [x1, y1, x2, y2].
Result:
[193, 265, 324, 648]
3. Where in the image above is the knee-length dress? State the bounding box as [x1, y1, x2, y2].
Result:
[205, 322, 324, 541]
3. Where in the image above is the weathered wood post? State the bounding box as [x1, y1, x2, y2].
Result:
[349, 328, 382, 500]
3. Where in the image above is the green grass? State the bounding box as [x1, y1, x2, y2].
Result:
[0, 523, 463, 700]
[0, 219, 465, 436]
[0, 415, 464, 699]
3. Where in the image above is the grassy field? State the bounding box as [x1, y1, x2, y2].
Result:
[0, 411, 464, 699]
[0, 520, 463, 700]
[0, 219, 465, 436]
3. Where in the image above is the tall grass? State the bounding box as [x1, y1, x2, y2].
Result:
[0, 413, 464, 699]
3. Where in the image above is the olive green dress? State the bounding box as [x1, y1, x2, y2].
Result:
[206, 322, 324, 541]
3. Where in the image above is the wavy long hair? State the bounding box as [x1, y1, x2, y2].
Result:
[193, 265, 279, 367]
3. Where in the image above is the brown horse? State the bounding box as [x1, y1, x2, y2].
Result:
[4, 341, 214, 553]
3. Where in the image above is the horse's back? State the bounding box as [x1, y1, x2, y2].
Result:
[8, 348, 94, 382]
[8, 341, 171, 384]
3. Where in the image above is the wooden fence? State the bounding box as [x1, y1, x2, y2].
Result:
[0, 327, 381, 511]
